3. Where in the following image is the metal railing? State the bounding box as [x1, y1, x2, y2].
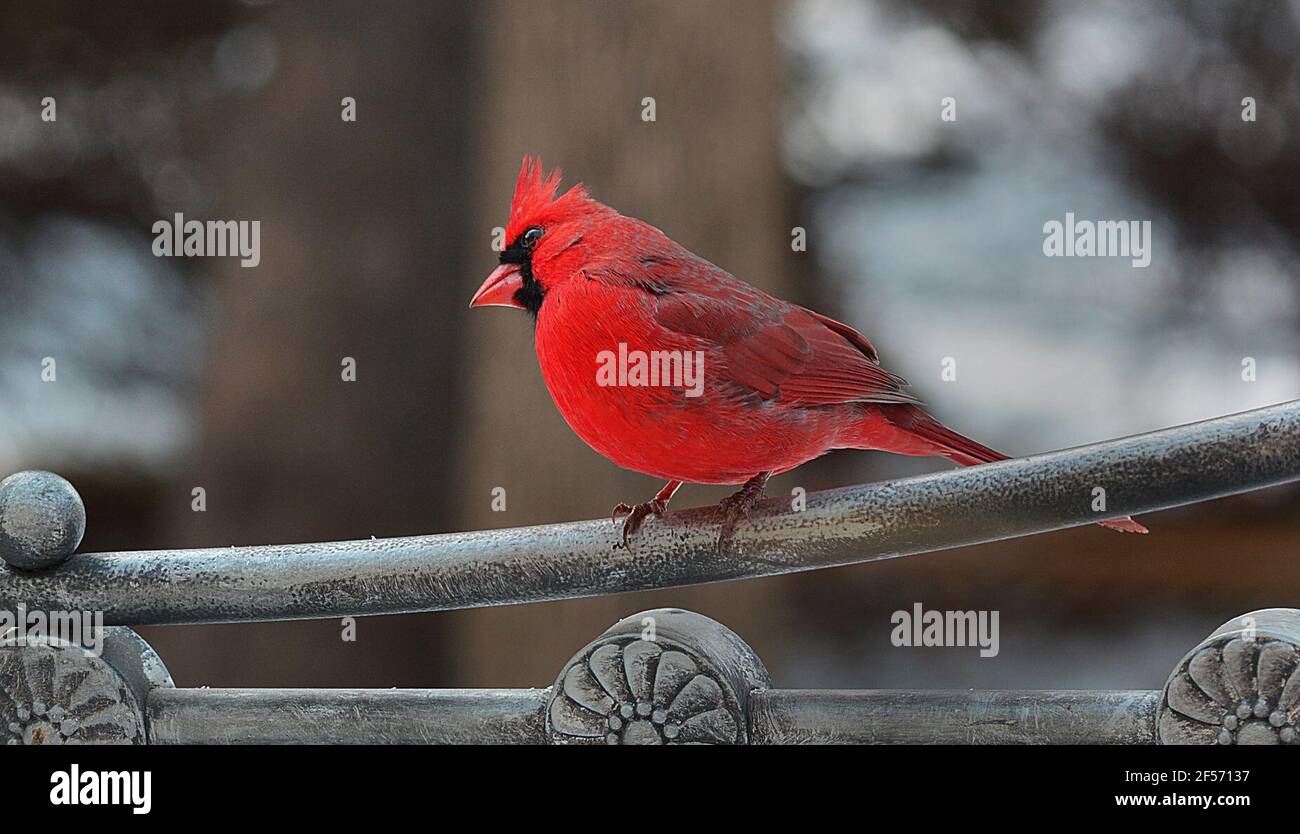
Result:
[5, 400, 1300, 626]
[2, 400, 1299, 745]
[143, 687, 1160, 745]
[5, 608, 1298, 745]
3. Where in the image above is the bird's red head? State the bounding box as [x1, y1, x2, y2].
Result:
[469, 156, 610, 314]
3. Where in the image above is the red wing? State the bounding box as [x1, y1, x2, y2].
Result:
[776, 306, 916, 406]
[645, 277, 917, 407]
[802, 307, 880, 363]
[582, 220, 916, 406]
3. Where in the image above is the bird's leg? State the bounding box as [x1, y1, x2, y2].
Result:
[611, 480, 682, 548]
[716, 471, 772, 553]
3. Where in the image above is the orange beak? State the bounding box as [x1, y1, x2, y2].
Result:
[469, 263, 524, 309]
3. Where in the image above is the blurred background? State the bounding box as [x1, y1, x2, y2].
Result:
[1, 0, 1297, 690]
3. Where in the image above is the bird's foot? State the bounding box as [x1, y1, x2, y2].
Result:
[611, 480, 683, 549]
[716, 472, 771, 554]
[611, 499, 669, 548]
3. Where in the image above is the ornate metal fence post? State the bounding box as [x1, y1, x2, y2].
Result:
[0, 471, 175, 745]
[1158, 608, 1300, 745]
[1, 627, 172, 745]
[547, 608, 771, 745]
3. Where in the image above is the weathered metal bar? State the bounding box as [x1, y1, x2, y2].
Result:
[147, 688, 549, 745]
[748, 689, 1160, 745]
[3, 400, 1298, 625]
[142, 686, 1159, 745]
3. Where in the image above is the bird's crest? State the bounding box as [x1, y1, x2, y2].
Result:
[506, 156, 592, 240]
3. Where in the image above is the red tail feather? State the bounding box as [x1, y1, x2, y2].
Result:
[885, 406, 1148, 534]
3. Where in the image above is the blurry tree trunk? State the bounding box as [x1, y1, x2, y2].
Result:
[450, 0, 811, 686]
[149, 0, 478, 687]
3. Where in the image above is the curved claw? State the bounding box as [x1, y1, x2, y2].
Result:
[610, 481, 682, 550]
[611, 499, 666, 549]
[716, 500, 749, 553]
[715, 471, 772, 555]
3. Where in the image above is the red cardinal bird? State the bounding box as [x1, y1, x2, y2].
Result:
[470, 158, 1148, 548]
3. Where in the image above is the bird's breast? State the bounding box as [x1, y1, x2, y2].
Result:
[533, 284, 843, 483]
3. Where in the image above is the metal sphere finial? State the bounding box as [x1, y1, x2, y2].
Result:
[0, 470, 86, 571]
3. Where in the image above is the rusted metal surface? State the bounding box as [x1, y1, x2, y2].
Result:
[748, 689, 1160, 745]
[3, 400, 1299, 626]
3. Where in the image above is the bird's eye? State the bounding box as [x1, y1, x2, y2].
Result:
[521, 227, 544, 248]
